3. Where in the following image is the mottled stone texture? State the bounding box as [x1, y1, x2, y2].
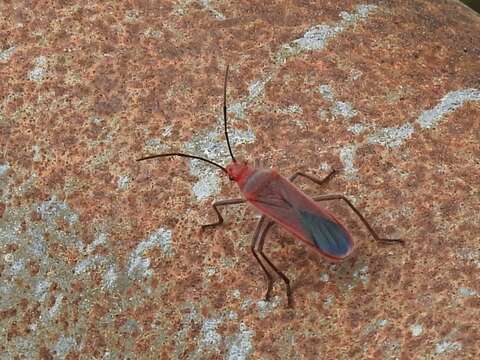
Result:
[1, 1, 479, 359]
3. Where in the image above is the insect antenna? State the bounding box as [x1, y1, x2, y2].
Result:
[136, 153, 228, 174]
[223, 65, 236, 163]
[137, 67, 236, 174]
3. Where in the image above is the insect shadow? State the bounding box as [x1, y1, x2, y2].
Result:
[137, 65, 405, 307]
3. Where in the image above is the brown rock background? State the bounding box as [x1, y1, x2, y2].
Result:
[1, 1, 479, 359]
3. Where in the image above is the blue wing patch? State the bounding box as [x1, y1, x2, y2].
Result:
[298, 210, 351, 257]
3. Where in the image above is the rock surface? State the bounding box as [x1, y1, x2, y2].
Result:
[1, 1, 479, 359]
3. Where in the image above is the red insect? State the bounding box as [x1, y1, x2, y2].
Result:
[137, 66, 404, 307]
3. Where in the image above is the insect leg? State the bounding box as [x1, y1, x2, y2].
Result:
[250, 215, 275, 301]
[289, 169, 337, 186]
[312, 194, 405, 245]
[256, 221, 294, 307]
[201, 198, 246, 229]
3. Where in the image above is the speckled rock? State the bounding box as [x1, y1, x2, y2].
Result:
[1, 1, 479, 359]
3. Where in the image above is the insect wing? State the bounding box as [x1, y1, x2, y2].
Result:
[296, 209, 351, 258]
[248, 176, 353, 259]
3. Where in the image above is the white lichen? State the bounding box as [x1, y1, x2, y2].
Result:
[367, 123, 414, 148]
[331, 101, 358, 119]
[86, 232, 108, 253]
[117, 174, 131, 190]
[0, 46, 16, 62]
[353, 265, 369, 285]
[323, 294, 335, 309]
[256, 296, 280, 319]
[198, 0, 226, 20]
[347, 123, 366, 135]
[74, 255, 104, 275]
[339, 144, 358, 179]
[435, 340, 463, 354]
[226, 323, 255, 360]
[28, 56, 48, 83]
[48, 293, 64, 319]
[319, 273, 330, 282]
[199, 318, 222, 351]
[457, 287, 477, 297]
[410, 324, 423, 337]
[34, 279, 50, 302]
[128, 227, 173, 278]
[318, 84, 335, 101]
[102, 264, 118, 290]
[417, 88, 480, 129]
[53, 335, 77, 359]
[276, 5, 378, 63]
[0, 163, 10, 176]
